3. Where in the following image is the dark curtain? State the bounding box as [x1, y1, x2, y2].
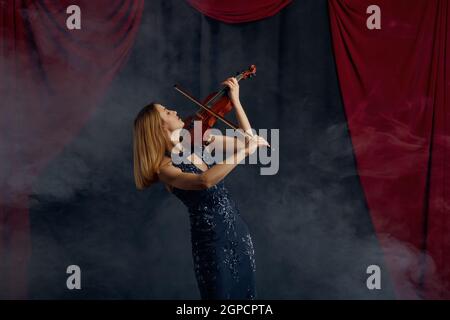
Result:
[28, 0, 393, 299]
[0, 0, 144, 298]
[186, 0, 292, 23]
[329, 0, 450, 299]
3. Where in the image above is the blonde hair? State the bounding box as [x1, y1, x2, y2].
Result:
[133, 103, 172, 189]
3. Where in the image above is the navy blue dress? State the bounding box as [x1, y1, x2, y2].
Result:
[172, 153, 257, 300]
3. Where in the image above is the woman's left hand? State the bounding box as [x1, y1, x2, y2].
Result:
[221, 77, 240, 105]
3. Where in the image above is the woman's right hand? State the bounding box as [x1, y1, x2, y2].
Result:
[244, 134, 270, 156]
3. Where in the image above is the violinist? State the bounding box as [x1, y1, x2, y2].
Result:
[133, 76, 268, 300]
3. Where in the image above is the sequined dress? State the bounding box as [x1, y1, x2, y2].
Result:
[172, 155, 257, 300]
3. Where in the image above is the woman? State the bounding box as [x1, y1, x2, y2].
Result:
[133, 77, 268, 299]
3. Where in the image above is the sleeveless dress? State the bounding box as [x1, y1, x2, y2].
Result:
[171, 152, 257, 300]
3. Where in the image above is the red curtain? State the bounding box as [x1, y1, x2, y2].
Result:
[0, 0, 144, 298]
[185, 0, 292, 23]
[329, 0, 449, 299]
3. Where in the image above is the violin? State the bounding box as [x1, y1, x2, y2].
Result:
[174, 65, 256, 141]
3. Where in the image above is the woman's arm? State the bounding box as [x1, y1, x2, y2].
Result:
[159, 136, 268, 190]
[204, 77, 254, 154]
[204, 134, 242, 155]
[158, 150, 245, 190]
[233, 100, 252, 135]
[221, 77, 253, 135]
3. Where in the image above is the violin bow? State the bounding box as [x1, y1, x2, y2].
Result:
[173, 84, 252, 139]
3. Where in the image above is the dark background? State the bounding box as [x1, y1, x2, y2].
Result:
[29, 0, 395, 299]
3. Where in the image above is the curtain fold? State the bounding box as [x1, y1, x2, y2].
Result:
[0, 0, 144, 298]
[185, 0, 292, 23]
[329, 0, 450, 299]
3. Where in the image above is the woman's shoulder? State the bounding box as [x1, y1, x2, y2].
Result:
[157, 157, 174, 193]
[157, 156, 173, 174]
[161, 156, 172, 167]
[159, 156, 185, 172]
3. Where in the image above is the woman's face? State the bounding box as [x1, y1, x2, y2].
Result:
[155, 104, 184, 131]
